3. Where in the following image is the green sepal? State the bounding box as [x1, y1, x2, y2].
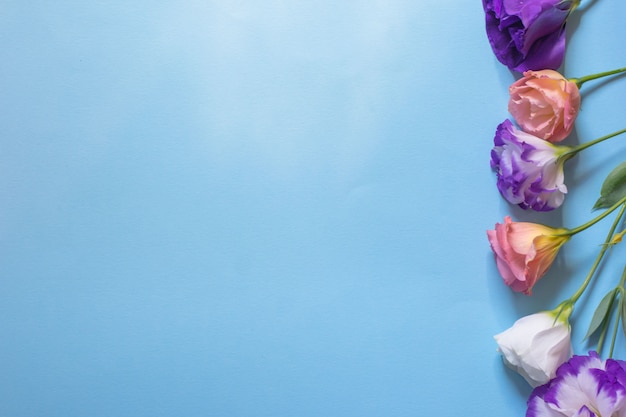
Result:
[584, 289, 618, 340]
[593, 161, 626, 210]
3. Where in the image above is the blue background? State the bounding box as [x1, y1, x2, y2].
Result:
[1, 1, 625, 416]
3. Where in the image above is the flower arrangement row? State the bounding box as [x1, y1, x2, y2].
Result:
[482, 0, 626, 415]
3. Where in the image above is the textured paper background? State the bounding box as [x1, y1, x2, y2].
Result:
[1, 1, 625, 415]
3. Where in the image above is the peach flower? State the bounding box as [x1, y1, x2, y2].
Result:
[508, 70, 581, 143]
[487, 216, 570, 294]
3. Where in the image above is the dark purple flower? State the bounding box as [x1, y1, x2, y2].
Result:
[483, 0, 578, 72]
[491, 120, 568, 212]
[527, 351, 626, 417]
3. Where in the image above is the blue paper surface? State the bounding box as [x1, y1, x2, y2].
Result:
[1, 1, 625, 415]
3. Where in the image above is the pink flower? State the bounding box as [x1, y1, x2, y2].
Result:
[487, 216, 570, 294]
[508, 70, 581, 143]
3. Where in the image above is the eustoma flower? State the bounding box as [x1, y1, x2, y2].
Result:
[492, 122, 626, 211]
[482, 0, 579, 72]
[487, 216, 569, 294]
[527, 352, 626, 417]
[508, 67, 626, 143]
[495, 305, 572, 387]
[509, 70, 580, 143]
[488, 197, 626, 294]
[491, 120, 568, 211]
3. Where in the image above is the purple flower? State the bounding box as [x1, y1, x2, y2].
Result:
[527, 352, 626, 417]
[491, 120, 567, 212]
[483, 0, 578, 72]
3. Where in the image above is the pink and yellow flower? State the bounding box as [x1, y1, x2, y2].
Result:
[487, 216, 570, 294]
[509, 69, 581, 143]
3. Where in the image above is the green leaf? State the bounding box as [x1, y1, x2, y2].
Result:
[594, 161, 626, 210]
[584, 289, 618, 340]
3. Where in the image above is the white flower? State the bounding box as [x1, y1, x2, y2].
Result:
[494, 306, 573, 387]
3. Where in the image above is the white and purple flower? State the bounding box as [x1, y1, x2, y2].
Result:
[527, 351, 626, 417]
[491, 119, 568, 212]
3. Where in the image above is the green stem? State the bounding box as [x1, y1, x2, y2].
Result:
[562, 198, 626, 237]
[619, 266, 626, 288]
[598, 314, 609, 353]
[565, 0, 581, 16]
[557, 128, 626, 163]
[567, 204, 626, 304]
[608, 297, 621, 358]
[571, 66, 626, 88]
[609, 268, 626, 358]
